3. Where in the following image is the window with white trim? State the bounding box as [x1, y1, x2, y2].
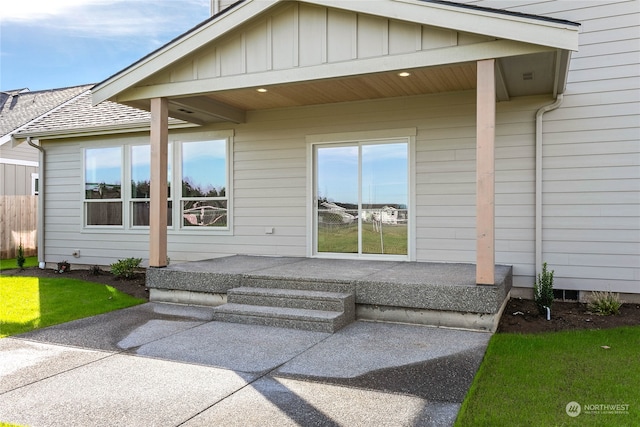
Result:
[180, 139, 228, 228]
[130, 144, 172, 227]
[83, 135, 232, 231]
[84, 146, 123, 226]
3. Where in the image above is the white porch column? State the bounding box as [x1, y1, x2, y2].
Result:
[476, 59, 496, 285]
[149, 97, 168, 268]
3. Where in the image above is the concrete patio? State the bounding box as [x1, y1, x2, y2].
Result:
[147, 255, 513, 331]
[0, 302, 491, 427]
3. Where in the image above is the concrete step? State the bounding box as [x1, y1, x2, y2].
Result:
[213, 303, 352, 333]
[241, 276, 353, 293]
[227, 287, 354, 312]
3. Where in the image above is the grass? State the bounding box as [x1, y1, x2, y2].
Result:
[0, 276, 144, 338]
[456, 326, 640, 426]
[318, 223, 407, 254]
[0, 256, 38, 271]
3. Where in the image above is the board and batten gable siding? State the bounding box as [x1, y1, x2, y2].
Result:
[41, 91, 548, 289]
[0, 144, 39, 196]
[142, 2, 488, 87]
[0, 163, 37, 196]
[461, 0, 640, 293]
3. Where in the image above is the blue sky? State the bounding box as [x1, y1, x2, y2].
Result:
[317, 142, 408, 206]
[1, 0, 211, 91]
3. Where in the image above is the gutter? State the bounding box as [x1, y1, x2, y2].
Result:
[535, 94, 563, 275]
[26, 137, 46, 269]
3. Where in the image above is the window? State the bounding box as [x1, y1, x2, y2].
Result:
[82, 133, 232, 231]
[130, 144, 172, 227]
[180, 139, 228, 228]
[315, 140, 409, 257]
[308, 128, 415, 259]
[84, 146, 123, 226]
[31, 173, 39, 195]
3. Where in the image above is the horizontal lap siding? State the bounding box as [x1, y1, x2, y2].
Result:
[42, 138, 147, 266]
[465, 0, 640, 292]
[42, 92, 540, 278]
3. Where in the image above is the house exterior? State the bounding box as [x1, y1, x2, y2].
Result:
[0, 85, 91, 257]
[12, 0, 639, 301]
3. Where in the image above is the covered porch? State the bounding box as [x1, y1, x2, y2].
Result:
[147, 255, 512, 332]
[91, 0, 578, 324]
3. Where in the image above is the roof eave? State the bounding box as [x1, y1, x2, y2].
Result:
[12, 119, 197, 142]
[92, 0, 279, 106]
[92, 0, 580, 106]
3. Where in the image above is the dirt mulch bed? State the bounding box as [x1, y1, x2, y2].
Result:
[4, 266, 640, 333]
[3, 266, 149, 301]
[498, 298, 640, 333]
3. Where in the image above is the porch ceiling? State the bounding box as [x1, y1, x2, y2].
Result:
[123, 50, 560, 126]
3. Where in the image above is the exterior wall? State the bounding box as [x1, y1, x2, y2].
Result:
[40, 0, 639, 296]
[42, 91, 550, 288]
[462, 0, 640, 294]
[0, 143, 38, 196]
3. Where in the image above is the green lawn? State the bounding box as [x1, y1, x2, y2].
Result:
[318, 223, 407, 254]
[0, 276, 144, 338]
[456, 326, 640, 426]
[0, 256, 38, 271]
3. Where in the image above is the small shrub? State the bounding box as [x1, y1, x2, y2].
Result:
[110, 257, 142, 280]
[57, 260, 70, 273]
[534, 262, 554, 315]
[89, 265, 102, 276]
[588, 291, 621, 316]
[16, 243, 26, 270]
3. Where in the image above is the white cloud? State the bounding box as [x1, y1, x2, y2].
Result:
[1, 0, 210, 39]
[1, 0, 110, 22]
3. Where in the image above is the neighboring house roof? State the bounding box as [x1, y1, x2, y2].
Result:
[0, 85, 92, 145]
[13, 90, 191, 140]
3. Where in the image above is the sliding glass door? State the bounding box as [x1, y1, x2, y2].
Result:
[315, 139, 408, 257]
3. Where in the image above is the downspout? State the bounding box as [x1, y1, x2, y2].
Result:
[535, 95, 563, 275]
[27, 137, 46, 269]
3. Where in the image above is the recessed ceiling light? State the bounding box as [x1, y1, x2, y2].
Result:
[398, 72, 411, 77]
[257, 88, 268, 93]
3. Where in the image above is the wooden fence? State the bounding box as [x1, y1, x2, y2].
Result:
[0, 195, 38, 259]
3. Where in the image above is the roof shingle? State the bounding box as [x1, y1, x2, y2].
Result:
[0, 85, 92, 137]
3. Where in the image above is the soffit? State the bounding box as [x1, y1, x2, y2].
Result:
[93, 0, 579, 124]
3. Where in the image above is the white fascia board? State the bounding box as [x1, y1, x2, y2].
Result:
[91, 0, 280, 105]
[118, 39, 551, 101]
[306, 0, 579, 51]
[0, 157, 38, 167]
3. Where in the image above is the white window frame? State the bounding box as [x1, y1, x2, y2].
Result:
[83, 145, 124, 228]
[129, 142, 174, 229]
[306, 128, 416, 261]
[80, 131, 233, 234]
[176, 132, 234, 234]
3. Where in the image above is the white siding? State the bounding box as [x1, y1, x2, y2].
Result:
[42, 91, 547, 289]
[460, 0, 640, 293]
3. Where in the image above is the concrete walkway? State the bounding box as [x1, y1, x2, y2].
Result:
[0, 303, 490, 427]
